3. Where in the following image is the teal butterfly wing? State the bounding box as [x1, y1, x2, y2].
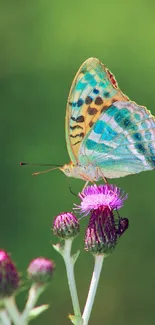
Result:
[78, 101, 155, 178]
[65, 57, 128, 165]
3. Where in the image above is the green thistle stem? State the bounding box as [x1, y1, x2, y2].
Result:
[82, 255, 104, 325]
[21, 284, 45, 323]
[0, 309, 11, 325]
[4, 285, 45, 325]
[4, 296, 22, 325]
[62, 239, 82, 325]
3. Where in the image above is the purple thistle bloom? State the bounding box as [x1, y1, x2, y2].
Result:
[53, 212, 80, 239]
[76, 184, 128, 255]
[28, 257, 55, 284]
[76, 184, 127, 216]
[0, 249, 20, 298]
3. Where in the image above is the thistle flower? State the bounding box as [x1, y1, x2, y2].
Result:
[28, 257, 55, 284]
[53, 212, 80, 239]
[76, 184, 128, 255]
[77, 184, 127, 216]
[0, 249, 20, 298]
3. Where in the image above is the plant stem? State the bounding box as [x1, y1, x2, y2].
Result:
[0, 309, 11, 325]
[21, 284, 44, 323]
[82, 255, 104, 325]
[63, 239, 82, 324]
[4, 296, 22, 325]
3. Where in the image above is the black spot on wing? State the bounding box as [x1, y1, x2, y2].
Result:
[85, 96, 93, 104]
[77, 99, 84, 107]
[87, 107, 98, 115]
[135, 143, 145, 154]
[70, 132, 84, 138]
[71, 115, 85, 123]
[70, 125, 83, 130]
[132, 133, 142, 141]
[93, 88, 99, 94]
[76, 115, 85, 122]
[73, 140, 81, 146]
[95, 97, 103, 105]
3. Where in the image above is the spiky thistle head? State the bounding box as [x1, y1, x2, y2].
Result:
[76, 184, 128, 255]
[53, 212, 80, 239]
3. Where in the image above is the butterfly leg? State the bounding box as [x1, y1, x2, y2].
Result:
[83, 180, 89, 190]
[97, 167, 108, 184]
[79, 172, 94, 191]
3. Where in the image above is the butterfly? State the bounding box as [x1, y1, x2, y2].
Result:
[60, 57, 155, 183]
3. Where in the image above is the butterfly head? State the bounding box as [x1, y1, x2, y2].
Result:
[60, 162, 88, 180]
[60, 162, 76, 178]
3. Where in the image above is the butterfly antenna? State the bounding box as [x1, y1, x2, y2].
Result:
[20, 162, 61, 176]
[20, 162, 61, 167]
[32, 167, 59, 176]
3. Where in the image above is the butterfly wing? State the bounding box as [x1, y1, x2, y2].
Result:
[78, 101, 155, 178]
[65, 57, 128, 164]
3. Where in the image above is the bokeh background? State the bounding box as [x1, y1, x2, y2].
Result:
[1, 0, 155, 324]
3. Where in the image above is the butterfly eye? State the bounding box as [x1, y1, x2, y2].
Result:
[64, 166, 71, 174]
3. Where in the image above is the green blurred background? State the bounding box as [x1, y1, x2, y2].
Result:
[0, 0, 155, 324]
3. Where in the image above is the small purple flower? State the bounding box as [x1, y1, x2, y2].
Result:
[0, 249, 20, 298]
[28, 257, 55, 284]
[76, 184, 127, 216]
[77, 184, 128, 255]
[53, 212, 80, 239]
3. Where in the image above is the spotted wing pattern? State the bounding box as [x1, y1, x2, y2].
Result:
[78, 101, 155, 178]
[65, 57, 128, 164]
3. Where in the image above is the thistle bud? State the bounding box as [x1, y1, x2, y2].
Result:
[28, 257, 55, 284]
[53, 212, 80, 239]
